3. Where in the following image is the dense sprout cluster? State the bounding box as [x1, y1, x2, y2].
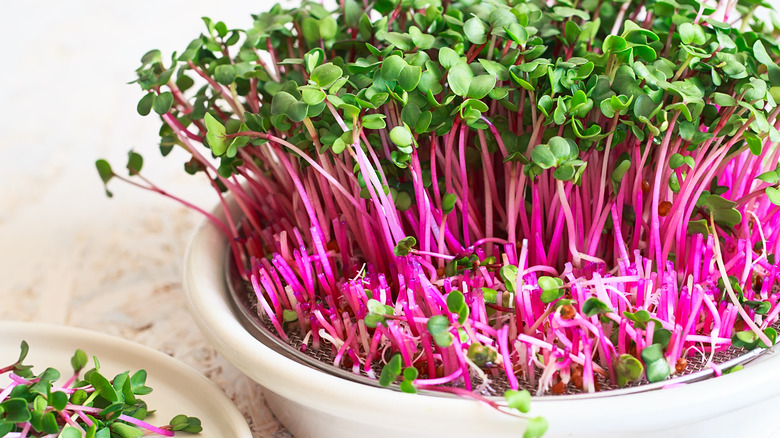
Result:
[99, 0, 780, 433]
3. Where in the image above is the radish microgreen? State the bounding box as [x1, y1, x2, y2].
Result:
[0, 342, 202, 437]
[100, 0, 780, 434]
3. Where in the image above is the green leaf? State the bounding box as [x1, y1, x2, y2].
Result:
[754, 41, 775, 67]
[71, 349, 88, 372]
[624, 309, 651, 324]
[467, 343, 498, 367]
[760, 327, 777, 348]
[602, 35, 627, 53]
[130, 369, 152, 395]
[41, 411, 59, 434]
[482, 287, 498, 304]
[548, 137, 578, 162]
[523, 417, 549, 438]
[301, 17, 320, 42]
[364, 313, 386, 328]
[89, 371, 119, 402]
[582, 297, 611, 317]
[367, 299, 394, 316]
[390, 125, 414, 147]
[478, 59, 509, 81]
[448, 62, 474, 97]
[733, 330, 760, 349]
[538, 276, 564, 303]
[409, 26, 435, 50]
[530, 145, 556, 169]
[384, 32, 413, 50]
[319, 16, 338, 40]
[170, 415, 203, 433]
[611, 159, 631, 193]
[640, 343, 664, 364]
[304, 48, 325, 74]
[767, 187, 780, 205]
[553, 5, 589, 18]
[0, 398, 31, 423]
[467, 75, 496, 99]
[400, 380, 417, 393]
[669, 153, 685, 169]
[301, 87, 326, 106]
[126, 151, 143, 176]
[553, 164, 576, 181]
[712, 92, 737, 107]
[49, 391, 69, 411]
[214, 64, 236, 85]
[61, 427, 82, 438]
[427, 315, 449, 336]
[504, 389, 531, 413]
[757, 170, 780, 184]
[645, 357, 671, 383]
[110, 423, 143, 438]
[204, 113, 227, 156]
[446, 290, 466, 314]
[379, 354, 403, 386]
[398, 65, 422, 92]
[679, 23, 706, 45]
[439, 47, 461, 69]
[393, 236, 417, 256]
[271, 91, 307, 123]
[137, 93, 155, 116]
[381, 55, 407, 80]
[310, 63, 343, 88]
[442, 193, 457, 214]
[362, 114, 387, 130]
[744, 132, 763, 155]
[95, 160, 114, 186]
[433, 331, 453, 347]
[499, 265, 518, 293]
[615, 354, 644, 387]
[464, 17, 488, 44]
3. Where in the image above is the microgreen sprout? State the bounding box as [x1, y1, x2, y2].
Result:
[0, 341, 201, 437]
[100, 0, 780, 434]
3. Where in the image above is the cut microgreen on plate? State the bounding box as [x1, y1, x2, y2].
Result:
[99, 0, 780, 435]
[0, 341, 201, 437]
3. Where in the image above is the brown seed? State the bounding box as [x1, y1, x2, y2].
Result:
[675, 358, 688, 374]
[572, 375, 583, 389]
[560, 305, 576, 320]
[641, 179, 651, 192]
[658, 201, 672, 217]
[436, 267, 446, 277]
[551, 380, 566, 394]
[326, 239, 340, 252]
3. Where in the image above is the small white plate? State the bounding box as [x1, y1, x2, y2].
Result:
[0, 321, 251, 437]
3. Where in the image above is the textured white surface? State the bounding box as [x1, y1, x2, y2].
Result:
[0, 1, 287, 436]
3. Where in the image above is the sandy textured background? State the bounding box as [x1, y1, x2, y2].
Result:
[0, 1, 291, 436]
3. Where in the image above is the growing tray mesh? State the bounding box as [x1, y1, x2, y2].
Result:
[226, 252, 776, 398]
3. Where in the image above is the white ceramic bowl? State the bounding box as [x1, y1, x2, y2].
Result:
[183, 210, 780, 438]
